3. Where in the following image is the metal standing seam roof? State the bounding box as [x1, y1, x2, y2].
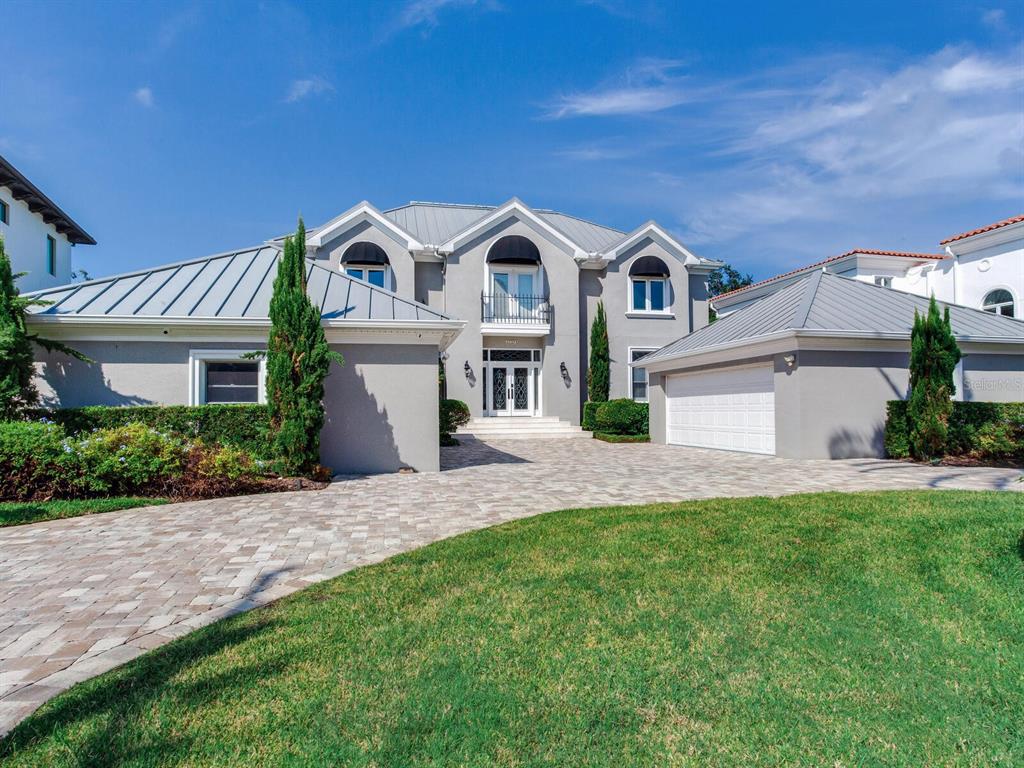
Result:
[26, 245, 454, 322]
[379, 201, 628, 252]
[644, 270, 1024, 364]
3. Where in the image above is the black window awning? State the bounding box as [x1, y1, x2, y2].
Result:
[487, 235, 541, 265]
[341, 241, 390, 265]
[629, 255, 670, 277]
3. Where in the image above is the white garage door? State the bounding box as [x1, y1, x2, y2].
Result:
[666, 363, 775, 455]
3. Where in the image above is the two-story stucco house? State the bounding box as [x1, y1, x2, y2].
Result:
[0, 154, 95, 292]
[301, 199, 720, 432]
[26, 198, 719, 473]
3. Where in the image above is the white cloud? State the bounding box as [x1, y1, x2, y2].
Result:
[133, 86, 154, 108]
[284, 77, 334, 103]
[981, 8, 1007, 30]
[548, 46, 1024, 265]
[396, 0, 499, 33]
[546, 58, 699, 118]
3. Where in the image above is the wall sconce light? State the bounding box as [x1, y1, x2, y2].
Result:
[464, 361, 471, 376]
[441, 351, 449, 361]
[560, 361, 569, 377]
[783, 354, 796, 368]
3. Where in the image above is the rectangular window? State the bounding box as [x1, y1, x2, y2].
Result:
[630, 349, 654, 401]
[46, 236, 56, 275]
[0, 199, 8, 225]
[631, 278, 668, 313]
[204, 361, 260, 404]
[345, 266, 386, 288]
[873, 276, 892, 288]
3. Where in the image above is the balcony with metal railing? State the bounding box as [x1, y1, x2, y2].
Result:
[480, 293, 552, 335]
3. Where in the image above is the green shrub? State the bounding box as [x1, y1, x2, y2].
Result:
[885, 400, 1023, 461]
[75, 423, 188, 495]
[0, 421, 80, 499]
[582, 401, 600, 431]
[440, 399, 470, 437]
[884, 401, 911, 459]
[197, 444, 259, 482]
[593, 399, 649, 436]
[31, 404, 271, 457]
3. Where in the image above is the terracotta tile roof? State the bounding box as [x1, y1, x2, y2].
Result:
[940, 214, 1024, 245]
[712, 249, 945, 302]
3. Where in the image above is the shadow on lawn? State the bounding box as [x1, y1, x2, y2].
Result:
[0, 558, 303, 767]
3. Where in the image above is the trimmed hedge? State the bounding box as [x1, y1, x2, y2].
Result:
[593, 399, 649, 436]
[594, 432, 650, 444]
[885, 400, 1023, 461]
[30, 405, 271, 458]
[582, 401, 601, 432]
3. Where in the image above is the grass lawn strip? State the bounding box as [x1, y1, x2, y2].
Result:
[0, 498, 167, 527]
[2, 490, 1022, 766]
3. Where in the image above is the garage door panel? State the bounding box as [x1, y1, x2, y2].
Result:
[666, 364, 775, 455]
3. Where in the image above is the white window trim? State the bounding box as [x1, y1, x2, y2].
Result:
[628, 276, 672, 316]
[343, 263, 391, 289]
[873, 275, 893, 288]
[484, 262, 545, 297]
[628, 346, 657, 402]
[189, 349, 267, 406]
[981, 286, 1016, 318]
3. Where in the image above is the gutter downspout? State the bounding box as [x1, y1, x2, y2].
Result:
[945, 245, 959, 305]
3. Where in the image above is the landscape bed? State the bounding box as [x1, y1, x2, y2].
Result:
[3, 490, 1022, 766]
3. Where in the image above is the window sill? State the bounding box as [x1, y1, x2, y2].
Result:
[626, 311, 674, 319]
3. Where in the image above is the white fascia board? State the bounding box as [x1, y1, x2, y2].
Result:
[439, 198, 588, 258]
[640, 328, 1024, 372]
[307, 201, 424, 251]
[26, 314, 466, 349]
[600, 221, 706, 267]
[478, 322, 551, 337]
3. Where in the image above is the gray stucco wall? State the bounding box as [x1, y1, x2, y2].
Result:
[961, 353, 1024, 402]
[648, 371, 666, 443]
[34, 338, 441, 475]
[320, 343, 440, 474]
[582, 237, 696, 406]
[774, 350, 910, 459]
[441, 215, 583, 423]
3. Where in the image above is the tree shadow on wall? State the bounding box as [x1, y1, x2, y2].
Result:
[322, 367, 404, 477]
[37, 352, 152, 408]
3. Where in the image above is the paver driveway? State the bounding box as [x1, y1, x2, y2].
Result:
[1, 438, 1021, 735]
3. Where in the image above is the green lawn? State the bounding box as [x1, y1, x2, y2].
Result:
[3, 491, 1022, 766]
[0, 497, 167, 527]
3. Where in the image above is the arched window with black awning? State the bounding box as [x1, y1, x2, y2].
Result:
[487, 235, 541, 265]
[341, 242, 390, 288]
[628, 255, 671, 314]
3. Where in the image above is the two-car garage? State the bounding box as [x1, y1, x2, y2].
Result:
[665, 363, 776, 455]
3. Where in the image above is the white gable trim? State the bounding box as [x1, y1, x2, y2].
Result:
[601, 221, 708, 267]
[439, 198, 588, 258]
[307, 201, 424, 251]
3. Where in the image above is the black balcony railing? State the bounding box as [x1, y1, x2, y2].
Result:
[481, 293, 551, 324]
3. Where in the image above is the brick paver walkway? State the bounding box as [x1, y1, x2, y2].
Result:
[1, 438, 1020, 735]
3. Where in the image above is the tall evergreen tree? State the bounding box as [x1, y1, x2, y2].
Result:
[907, 295, 961, 460]
[587, 301, 610, 403]
[0, 237, 90, 420]
[264, 219, 343, 475]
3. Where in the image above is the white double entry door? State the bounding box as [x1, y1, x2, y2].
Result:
[484, 349, 541, 417]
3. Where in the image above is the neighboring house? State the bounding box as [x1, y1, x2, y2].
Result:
[640, 271, 1024, 459]
[25, 197, 720, 473]
[27, 246, 464, 474]
[0, 154, 95, 292]
[712, 214, 1024, 320]
[301, 199, 720, 420]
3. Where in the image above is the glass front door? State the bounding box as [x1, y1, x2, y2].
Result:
[488, 365, 531, 415]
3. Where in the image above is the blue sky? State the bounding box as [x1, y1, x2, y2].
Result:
[2, 0, 1022, 281]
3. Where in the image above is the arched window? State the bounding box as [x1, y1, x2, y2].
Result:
[341, 242, 389, 289]
[628, 255, 670, 314]
[982, 289, 1015, 317]
[485, 236, 545, 322]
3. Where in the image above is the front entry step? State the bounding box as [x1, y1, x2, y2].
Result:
[455, 417, 592, 440]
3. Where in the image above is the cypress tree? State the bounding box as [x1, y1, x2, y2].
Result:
[587, 301, 610, 403]
[0, 237, 89, 420]
[264, 219, 343, 475]
[907, 295, 961, 460]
